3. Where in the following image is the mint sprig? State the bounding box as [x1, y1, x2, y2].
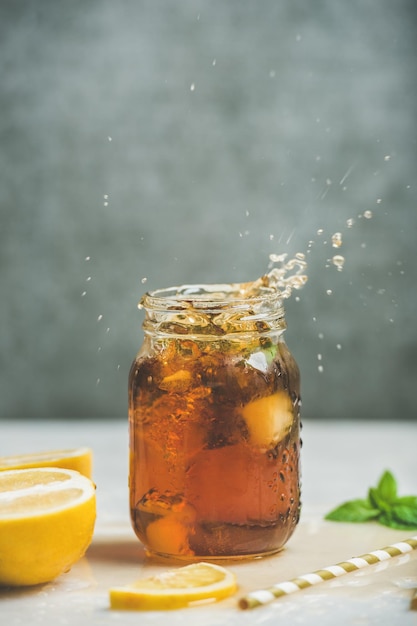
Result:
[325, 470, 417, 530]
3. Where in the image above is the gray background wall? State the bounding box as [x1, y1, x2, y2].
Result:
[1, 0, 416, 421]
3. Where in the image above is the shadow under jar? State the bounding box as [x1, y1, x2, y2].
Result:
[129, 283, 301, 561]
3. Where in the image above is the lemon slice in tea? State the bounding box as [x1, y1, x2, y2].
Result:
[242, 391, 294, 448]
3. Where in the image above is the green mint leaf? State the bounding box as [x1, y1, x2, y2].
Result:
[325, 470, 417, 529]
[376, 470, 397, 503]
[325, 499, 380, 523]
[368, 487, 390, 512]
[391, 504, 417, 527]
[263, 344, 278, 364]
[394, 495, 417, 507]
[378, 512, 417, 531]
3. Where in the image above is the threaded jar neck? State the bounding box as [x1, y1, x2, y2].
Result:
[139, 283, 286, 338]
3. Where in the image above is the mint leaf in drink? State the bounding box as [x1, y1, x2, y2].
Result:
[324, 470, 417, 529]
[325, 499, 379, 522]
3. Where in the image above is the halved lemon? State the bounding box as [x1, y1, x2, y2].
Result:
[0, 467, 96, 587]
[109, 562, 237, 610]
[0, 447, 93, 478]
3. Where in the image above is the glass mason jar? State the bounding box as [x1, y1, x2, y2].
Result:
[128, 283, 301, 560]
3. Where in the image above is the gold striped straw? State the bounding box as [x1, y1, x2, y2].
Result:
[239, 535, 417, 610]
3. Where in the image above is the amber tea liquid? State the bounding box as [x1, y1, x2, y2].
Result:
[129, 274, 304, 560]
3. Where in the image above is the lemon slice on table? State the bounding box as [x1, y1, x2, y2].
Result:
[0, 447, 93, 478]
[109, 562, 237, 610]
[0, 467, 96, 587]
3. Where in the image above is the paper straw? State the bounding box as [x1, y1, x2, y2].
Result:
[239, 535, 417, 610]
[411, 588, 417, 611]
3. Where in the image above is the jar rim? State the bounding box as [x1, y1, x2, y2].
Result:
[140, 283, 284, 312]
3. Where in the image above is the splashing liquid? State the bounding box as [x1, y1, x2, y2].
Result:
[332, 255, 345, 271]
[217, 252, 308, 302]
[331, 232, 343, 248]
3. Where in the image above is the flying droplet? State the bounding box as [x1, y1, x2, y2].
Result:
[332, 255, 345, 271]
[190, 83, 195, 91]
[346, 218, 355, 228]
[326, 289, 333, 295]
[331, 232, 342, 248]
[97, 315, 103, 321]
[141, 277, 148, 284]
[363, 210, 373, 219]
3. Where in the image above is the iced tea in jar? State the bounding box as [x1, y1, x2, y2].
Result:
[129, 282, 301, 560]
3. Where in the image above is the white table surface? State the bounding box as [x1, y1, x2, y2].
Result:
[1, 418, 416, 625]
